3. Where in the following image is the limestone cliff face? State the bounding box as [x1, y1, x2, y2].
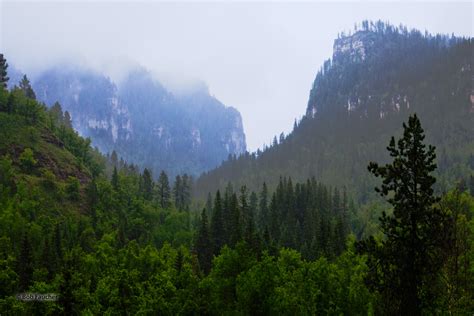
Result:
[332, 31, 377, 64]
[33, 68, 132, 154]
[31, 66, 246, 178]
[307, 28, 469, 121]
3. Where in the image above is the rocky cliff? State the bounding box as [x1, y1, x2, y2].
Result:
[29, 66, 246, 178]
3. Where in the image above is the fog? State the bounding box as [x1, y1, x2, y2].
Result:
[1, 1, 472, 150]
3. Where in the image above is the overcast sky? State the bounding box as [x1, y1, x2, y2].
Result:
[1, 1, 472, 150]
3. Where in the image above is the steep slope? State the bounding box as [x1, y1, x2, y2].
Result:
[196, 23, 474, 200]
[0, 83, 194, 313]
[27, 66, 246, 178]
[0, 88, 102, 216]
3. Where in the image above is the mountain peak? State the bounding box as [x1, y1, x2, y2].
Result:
[333, 30, 377, 63]
[30, 65, 246, 178]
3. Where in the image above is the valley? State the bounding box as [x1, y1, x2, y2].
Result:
[0, 19, 473, 315]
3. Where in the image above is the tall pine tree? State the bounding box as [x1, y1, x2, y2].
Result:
[111, 166, 119, 191]
[142, 168, 153, 200]
[258, 182, 268, 230]
[0, 54, 8, 90]
[195, 208, 212, 274]
[174, 175, 182, 210]
[210, 190, 225, 255]
[19, 75, 36, 100]
[357, 114, 451, 315]
[157, 170, 171, 208]
[18, 233, 33, 291]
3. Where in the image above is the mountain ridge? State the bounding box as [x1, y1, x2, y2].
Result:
[195, 23, 473, 200]
[10, 65, 247, 179]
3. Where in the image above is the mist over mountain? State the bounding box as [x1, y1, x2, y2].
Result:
[14, 65, 246, 178]
[1, 11, 473, 312]
[196, 22, 473, 200]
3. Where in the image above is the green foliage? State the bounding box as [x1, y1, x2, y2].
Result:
[19, 75, 36, 100]
[65, 176, 80, 201]
[0, 53, 8, 90]
[437, 190, 474, 313]
[210, 190, 225, 255]
[358, 115, 452, 314]
[0, 155, 14, 200]
[19, 147, 37, 172]
[195, 209, 212, 274]
[173, 174, 192, 211]
[0, 48, 472, 314]
[142, 168, 153, 200]
[157, 170, 171, 208]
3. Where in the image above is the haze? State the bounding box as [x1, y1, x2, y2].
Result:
[1, 1, 472, 151]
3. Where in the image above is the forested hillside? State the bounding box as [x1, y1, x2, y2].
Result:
[1, 75, 472, 313]
[0, 20, 473, 315]
[195, 22, 474, 201]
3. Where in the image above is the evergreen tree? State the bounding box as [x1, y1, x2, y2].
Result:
[206, 192, 213, 216]
[111, 166, 119, 190]
[175, 249, 184, 274]
[222, 182, 234, 245]
[54, 224, 63, 268]
[210, 190, 225, 255]
[469, 175, 474, 197]
[63, 111, 72, 128]
[59, 264, 75, 315]
[269, 195, 280, 242]
[342, 186, 349, 234]
[19, 75, 36, 100]
[118, 272, 131, 312]
[6, 93, 14, 113]
[18, 233, 33, 291]
[357, 114, 451, 315]
[239, 186, 250, 229]
[258, 182, 268, 230]
[244, 200, 259, 255]
[50, 101, 63, 116]
[195, 208, 212, 274]
[157, 170, 171, 208]
[41, 237, 54, 280]
[110, 150, 118, 168]
[279, 132, 285, 144]
[142, 168, 153, 200]
[50, 102, 64, 126]
[0, 54, 8, 89]
[174, 175, 182, 209]
[333, 187, 341, 215]
[229, 193, 241, 247]
[172, 174, 192, 211]
[181, 174, 192, 210]
[117, 210, 128, 248]
[333, 215, 346, 256]
[249, 191, 258, 220]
